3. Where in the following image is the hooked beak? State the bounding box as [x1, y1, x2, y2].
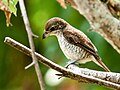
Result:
[42, 30, 50, 39]
[42, 30, 57, 39]
[42, 33, 46, 39]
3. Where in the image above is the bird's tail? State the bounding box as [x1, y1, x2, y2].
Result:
[93, 56, 110, 72]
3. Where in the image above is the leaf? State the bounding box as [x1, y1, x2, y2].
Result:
[0, 0, 18, 27]
[3, 0, 18, 16]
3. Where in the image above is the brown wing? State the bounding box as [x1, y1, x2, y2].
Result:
[63, 29, 99, 58]
[63, 29, 111, 72]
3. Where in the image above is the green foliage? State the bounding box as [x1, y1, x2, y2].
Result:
[3, 0, 18, 16]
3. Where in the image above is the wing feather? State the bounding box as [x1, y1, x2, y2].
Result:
[63, 29, 99, 58]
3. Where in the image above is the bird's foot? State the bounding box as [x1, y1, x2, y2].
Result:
[56, 73, 64, 79]
[65, 60, 79, 68]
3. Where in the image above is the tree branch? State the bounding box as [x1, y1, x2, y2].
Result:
[68, 65, 120, 84]
[19, 0, 45, 90]
[66, 0, 120, 54]
[4, 37, 120, 90]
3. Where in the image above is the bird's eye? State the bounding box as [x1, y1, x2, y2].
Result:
[50, 27, 55, 31]
[50, 26, 58, 31]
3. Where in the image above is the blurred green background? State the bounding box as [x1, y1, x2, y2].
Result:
[0, 0, 120, 90]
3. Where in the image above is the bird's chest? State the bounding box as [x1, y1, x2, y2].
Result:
[57, 35, 84, 60]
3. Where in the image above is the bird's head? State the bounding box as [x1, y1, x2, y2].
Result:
[42, 17, 67, 39]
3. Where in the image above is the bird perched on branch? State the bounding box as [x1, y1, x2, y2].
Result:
[42, 17, 110, 72]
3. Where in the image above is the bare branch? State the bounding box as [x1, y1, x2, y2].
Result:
[19, 0, 45, 90]
[68, 64, 120, 84]
[66, 0, 120, 54]
[4, 37, 120, 90]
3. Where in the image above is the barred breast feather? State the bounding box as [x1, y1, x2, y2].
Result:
[57, 31, 92, 64]
[56, 25, 110, 71]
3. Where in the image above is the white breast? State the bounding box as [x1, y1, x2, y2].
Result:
[56, 33, 92, 63]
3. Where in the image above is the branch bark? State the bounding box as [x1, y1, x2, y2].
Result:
[68, 65, 120, 84]
[19, 0, 45, 90]
[65, 0, 120, 54]
[4, 37, 120, 90]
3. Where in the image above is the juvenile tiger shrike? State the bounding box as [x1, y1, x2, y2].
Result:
[42, 17, 110, 72]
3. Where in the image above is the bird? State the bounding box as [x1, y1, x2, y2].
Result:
[42, 17, 110, 72]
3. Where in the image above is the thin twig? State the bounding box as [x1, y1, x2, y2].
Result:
[4, 37, 120, 90]
[19, 0, 45, 90]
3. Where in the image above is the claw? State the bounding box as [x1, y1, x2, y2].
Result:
[65, 60, 79, 68]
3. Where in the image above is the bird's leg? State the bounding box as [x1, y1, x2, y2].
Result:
[57, 60, 79, 79]
[65, 59, 79, 68]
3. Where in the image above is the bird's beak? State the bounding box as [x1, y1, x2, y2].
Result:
[42, 30, 57, 39]
[42, 33, 46, 39]
[42, 30, 50, 39]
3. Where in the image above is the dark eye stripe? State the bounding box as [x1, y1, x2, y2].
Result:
[46, 21, 67, 31]
[50, 27, 55, 31]
[50, 25, 58, 31]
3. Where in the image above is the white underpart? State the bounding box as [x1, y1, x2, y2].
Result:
[56, 32, 95, 64]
